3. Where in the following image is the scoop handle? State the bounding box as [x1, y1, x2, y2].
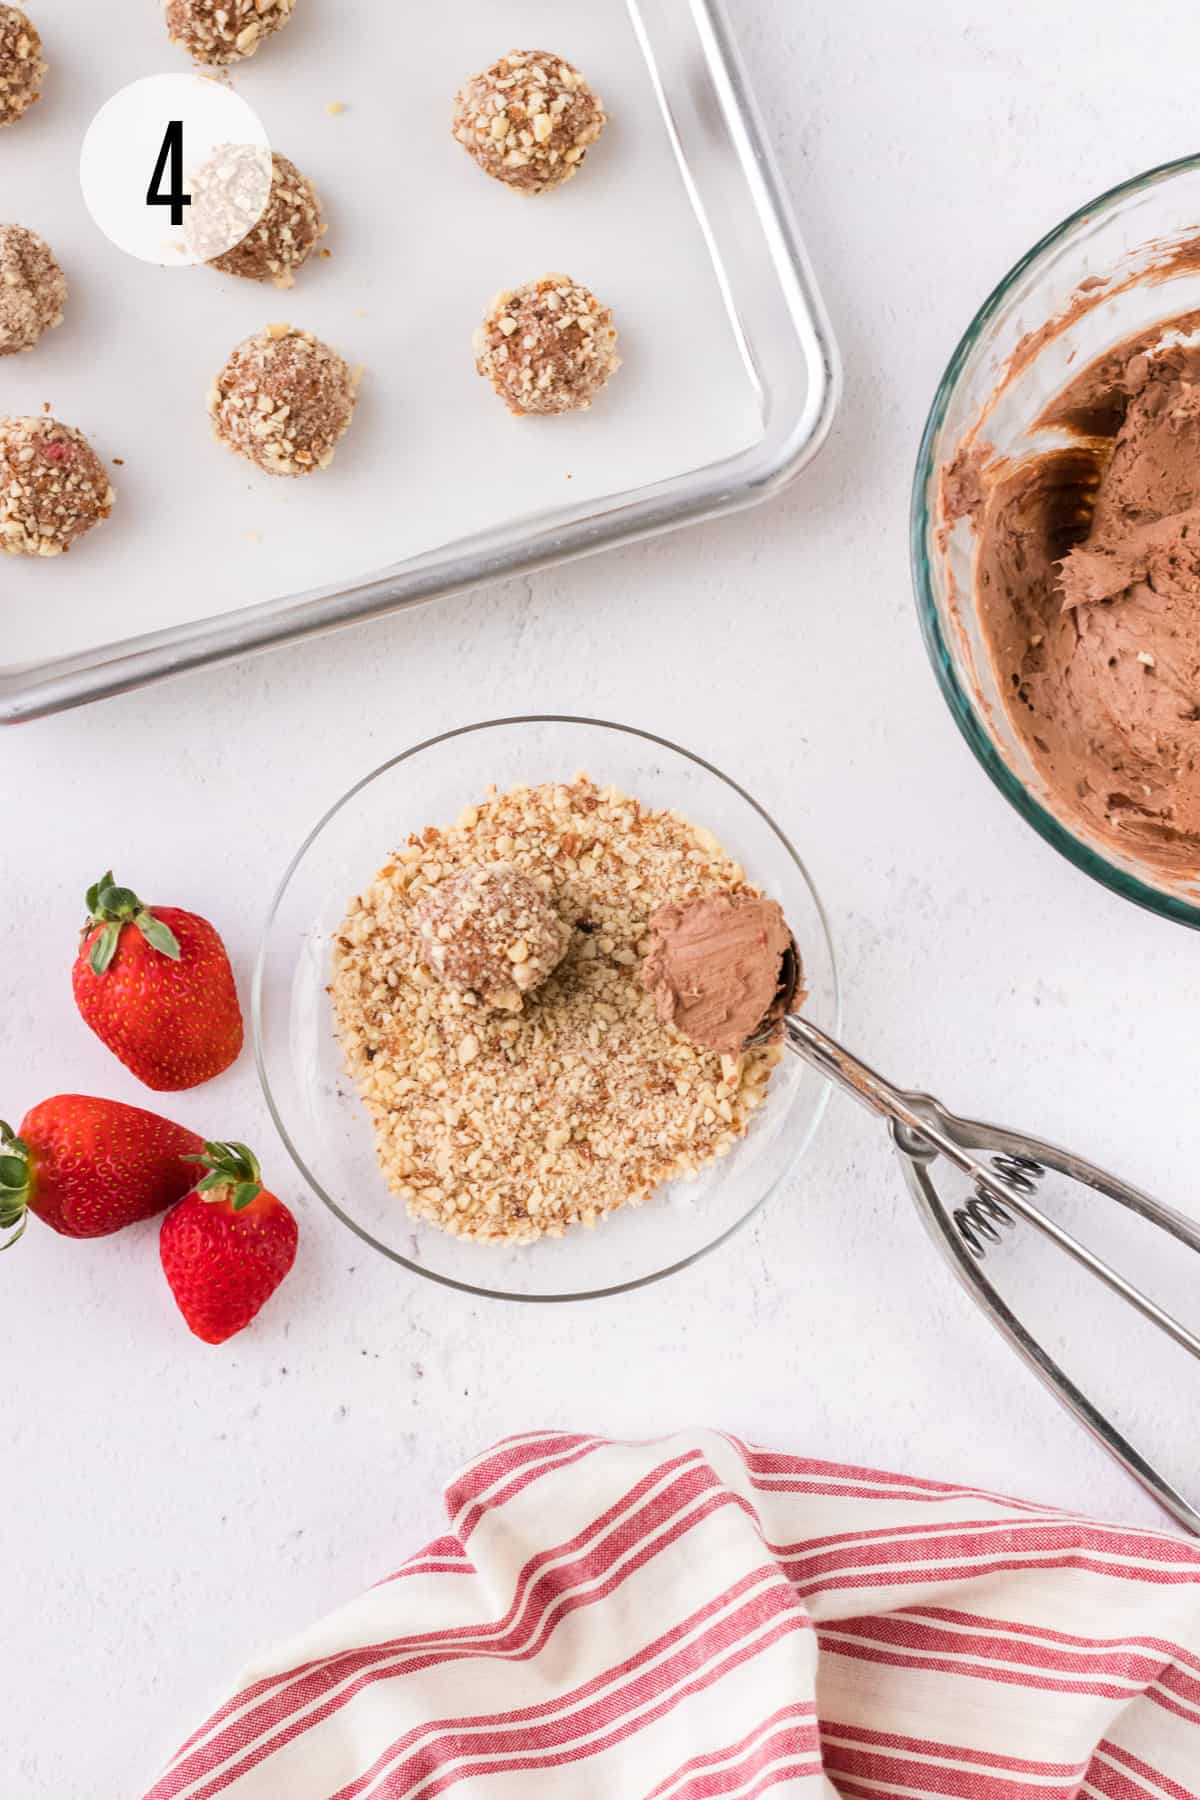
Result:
[782, 1015, 1200, 1360]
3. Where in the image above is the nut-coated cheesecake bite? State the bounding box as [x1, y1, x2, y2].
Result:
[0, 417, 114, 556]
[453, 49, 608, 195]
[475, 275, 620, 416]
[165, 0, 296, 65]
[208, 324, 359, 477]
[190, 150, 326, 289]
[0, 224, 65, 354]
[414, 863, 573, 1012]
[0, 6, 45, 127]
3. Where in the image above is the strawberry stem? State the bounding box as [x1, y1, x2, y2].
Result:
[193, 1141, 263, 1212]
[0, 1120, 32, 1251]
[83, 872, 182, 975]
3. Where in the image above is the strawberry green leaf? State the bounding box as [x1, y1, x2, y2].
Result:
[135, 912, 182, 960]
[196, 1141, 237, 1171]
[88, 922, 122, 976]
[203, 1141, 261, 1182]
[0, 1130, 32, 1250]
[97, 884, 139, 914]
[83, 874, 183, 970]
[0, 1210, 28, 1251]
[84, 872, 113, 916]
[194, 1140, 264, 1209]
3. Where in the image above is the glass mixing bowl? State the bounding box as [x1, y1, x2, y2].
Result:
[912, 154, 1200, 928]
[254, 717, 839, 1302]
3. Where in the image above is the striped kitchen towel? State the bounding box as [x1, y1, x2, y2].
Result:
[143, 1431, 1200, 1799]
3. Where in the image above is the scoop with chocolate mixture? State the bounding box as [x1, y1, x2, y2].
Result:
[640, 894, 804, 1056]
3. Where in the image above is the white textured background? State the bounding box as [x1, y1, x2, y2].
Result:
[5, 2, 1200, 1795]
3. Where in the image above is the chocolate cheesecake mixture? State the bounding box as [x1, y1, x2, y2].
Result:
[640, 895, 801, 1056]
[945, 309, 1200, 879]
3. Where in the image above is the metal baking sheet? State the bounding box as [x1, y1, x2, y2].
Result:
[0, 0, 839, 722]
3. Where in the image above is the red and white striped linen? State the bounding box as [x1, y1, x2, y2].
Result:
[142, 1431, 1200, 1800]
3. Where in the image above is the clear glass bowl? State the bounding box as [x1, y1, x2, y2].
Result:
[912, 154, 1200, 928]
[253, 717, 839, 1302]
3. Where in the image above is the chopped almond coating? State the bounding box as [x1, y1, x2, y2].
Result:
[208, 325, 358, 478]
[331, 776, 783, 1246]
[0, 417, 114, 557]
[475, 275, 620, 416]
[453, 49, 607, 194]
[0, 225, 65, 354]
[165, 0, 296, 66]
[0, 6, 45, 126]
[202, 151, 326, 289]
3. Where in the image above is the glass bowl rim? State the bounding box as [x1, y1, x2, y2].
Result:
[252, 713, 842, 1304]
[911, 151, 1200, 932]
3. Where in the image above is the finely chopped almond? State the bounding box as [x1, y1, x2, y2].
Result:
[330, 775, 782, 1246]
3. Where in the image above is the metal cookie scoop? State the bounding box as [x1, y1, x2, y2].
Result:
[771, 1007, 1200, 1537]
[642, 898, 1200, 1529]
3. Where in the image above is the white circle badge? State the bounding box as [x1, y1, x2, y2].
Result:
[80, 74, 272, 268]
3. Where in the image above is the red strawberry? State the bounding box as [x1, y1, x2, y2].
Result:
[160, 1142, 298, 1345]
[72, 872, 243, 1091]
[0, 1095, 205, 1247]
